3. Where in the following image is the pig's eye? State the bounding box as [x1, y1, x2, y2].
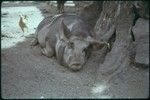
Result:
[68, 42, 74, 49]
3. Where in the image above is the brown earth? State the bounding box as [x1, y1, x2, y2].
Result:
[1, 1, 149, 99]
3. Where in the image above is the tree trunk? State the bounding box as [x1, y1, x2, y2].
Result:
[74, 1, 103, 28]
[94, 0, 134, 86]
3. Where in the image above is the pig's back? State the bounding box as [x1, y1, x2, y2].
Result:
[37, 14, 93, 48]
[51, 14, 93, 38]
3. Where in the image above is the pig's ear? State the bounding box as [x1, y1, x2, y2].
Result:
[59, 19, 71, 40]
[86, 36, 101, 50]
[86, 36, 110, 50]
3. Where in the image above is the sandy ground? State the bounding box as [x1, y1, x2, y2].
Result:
[1, 2, 149, 99]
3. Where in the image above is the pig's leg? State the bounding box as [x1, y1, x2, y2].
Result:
[30, 31, 38, 46]
[30, 38, 38, 46]
[41, 40, 54, 57]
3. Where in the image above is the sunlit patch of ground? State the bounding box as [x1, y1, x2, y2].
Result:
[91, 84, 108, 94]
[1, 6, 44, 49]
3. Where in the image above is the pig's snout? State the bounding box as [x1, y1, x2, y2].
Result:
[69, 64, 82, 71]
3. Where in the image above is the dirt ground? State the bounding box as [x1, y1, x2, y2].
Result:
[1, 2, 149, 99]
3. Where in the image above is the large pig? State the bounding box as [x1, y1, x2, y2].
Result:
[31, 14, 109, 71]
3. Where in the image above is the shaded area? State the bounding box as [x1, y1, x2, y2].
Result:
[1, 37, 103, 98]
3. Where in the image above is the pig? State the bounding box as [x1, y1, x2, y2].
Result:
[31, 14, 109, 71]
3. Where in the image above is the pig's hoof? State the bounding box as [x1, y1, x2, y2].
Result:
[30, 39, 38, 46]
[41, 48, 53, 58]
[41, 48, 47, 55]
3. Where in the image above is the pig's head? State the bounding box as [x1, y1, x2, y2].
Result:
[56, 20, 109, 71]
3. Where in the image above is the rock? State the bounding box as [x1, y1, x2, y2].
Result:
[135, 43, 149, 66]
[132, 18, 149, 66]
[1, 34, 13, 38]
[133, 1, 149, 19]
[2, 12, 9, 15]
